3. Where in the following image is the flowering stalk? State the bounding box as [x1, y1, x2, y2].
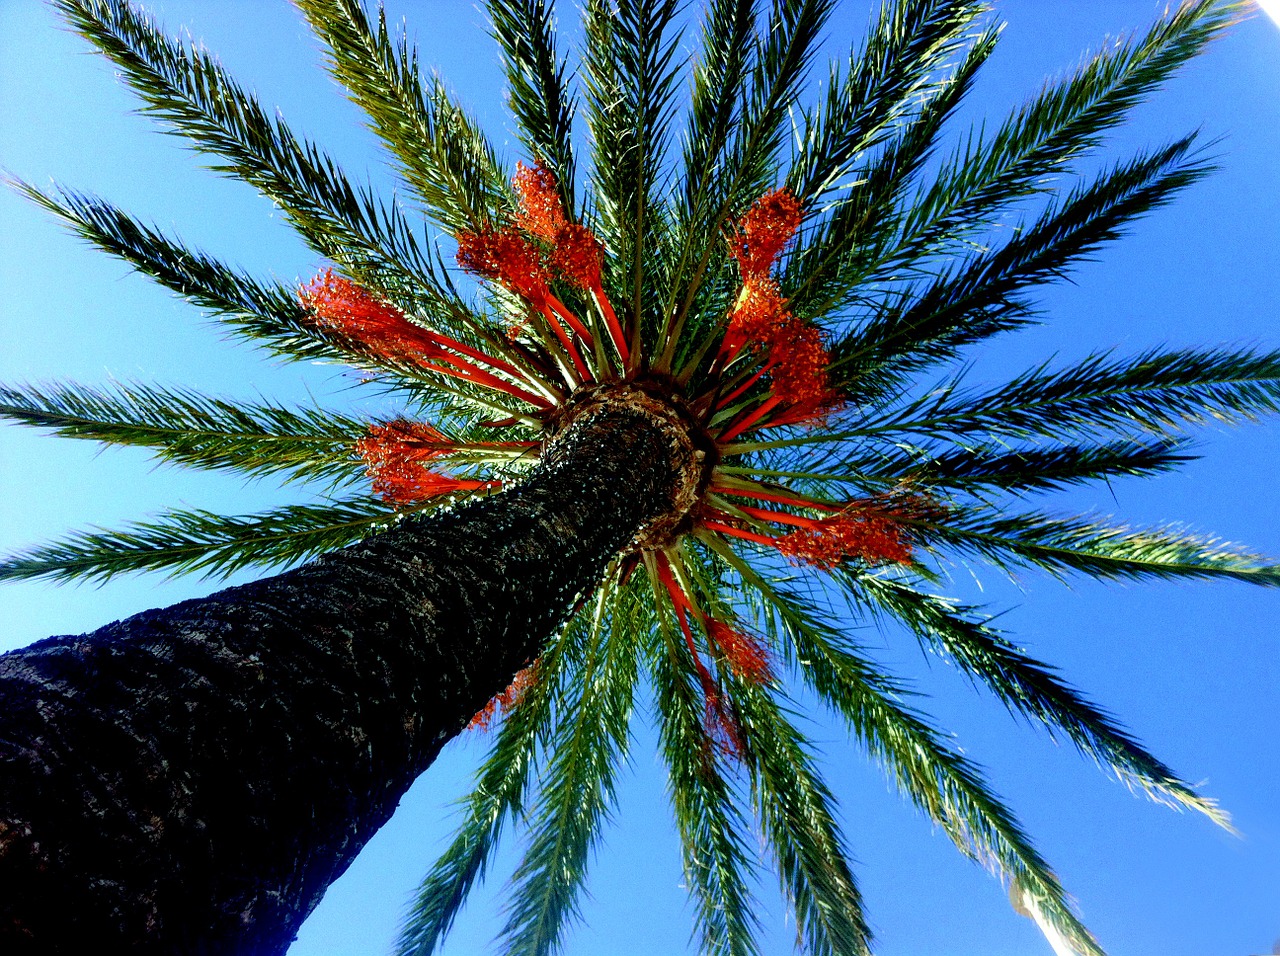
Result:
[301, 270, 553, 409]
[356, 421, 504, 506]
[653, 552, 744, 758]
[467, 664, 536, 731]
[512, 162, 630, 367]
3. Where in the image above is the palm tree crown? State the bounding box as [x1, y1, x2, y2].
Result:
[3, 0, 1277, 954]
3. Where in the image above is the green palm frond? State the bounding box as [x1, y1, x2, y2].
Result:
[295, 0, 508, 233]
[718, 552, 1102, 956]
[786, 0, 985, 205]
[856, 438, 1195, 494]
[736, 682, 871, 956]
[399, 596, 595, 956]
[498, 576, 639, 956]
[12, 180, 344, 362]
[661, 0, 837, 353]
[834, 137, 1213, 391]
[896, 0, 1237, 260]
[647, 617, 762, 956]
[486, 0, 578, 212]
[783, 22, 998, 322]
[582, 0, 684, 332]
[935, 507, 1280, 585]
[844, 573, 1230, 824]
[0, 497, 407, 583]
[854, 345, 1280, 443]
[0, 381, 367, 484]
[53, 0, 458, 308]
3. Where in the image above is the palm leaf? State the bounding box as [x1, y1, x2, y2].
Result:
[0, 381, 367, 484]
[498, 575, 640, 956]
[0, 497, 411, 583]
[295, 0, 509, 233]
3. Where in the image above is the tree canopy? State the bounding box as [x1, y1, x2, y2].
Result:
[2, 1, 1278, 953]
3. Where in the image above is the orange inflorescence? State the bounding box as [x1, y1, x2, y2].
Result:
[769, 318, 831, 407]
[356, 420, 495, 505]
[512, 161, 568, 240]
[774, 498, 929, 569]
[725, 277, 791, 355]
[456, 226, 551, 305]
[729, 188, 803, 279]
[551, 223, 604, 291]
[301, 269, 439, 363]
[703, 685, 744, 759]
[468, 664, 537, 731]
[707, 619, 773, 684]
[513, 161, 606, 293]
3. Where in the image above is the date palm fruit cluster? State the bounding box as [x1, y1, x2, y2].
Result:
[3, 1, 1278, 955]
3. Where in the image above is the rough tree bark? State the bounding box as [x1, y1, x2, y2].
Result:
[0, 398, 684, 955]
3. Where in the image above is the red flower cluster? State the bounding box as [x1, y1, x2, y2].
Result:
[707, 619, 774, 684]
[716, 189, 839, 433]
[512, 161, 567, 238]
[724, 277, 789, 356]
[511, 161, 604, 290]
[768, 319, 830, 409]
[456, 161, 628, 374]
[774, 500, 925, 569]
[356, 421, 496, 505]
[729, 188, 803, 279]
[301, 269, 440, 363]
[468, 664, 536, 731]
[455, 226, 552, 306]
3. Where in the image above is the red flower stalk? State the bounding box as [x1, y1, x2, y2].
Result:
[717, 394, 781, 443]
[653, 556, 743, 757]
[457, 226, 593, 381]
[729, 188, 803, 279]
[703, 685, 745, 760]
[768, 317, 830, 407]
[513, 161, 568, 240]
[700, 518, 776, 546]
[468, 663, 537, 731]
[773, 504, 919, 569]
[357, 421, 498, 505]
[512, 161, 630, 365]
[763, 392, 843, 430]
[707, 619, 773, 684]
[301, 269, 441, 363]
[303, 271, 551, 407]
[709, 482, 842, 513]
[734, 504, 827, 530]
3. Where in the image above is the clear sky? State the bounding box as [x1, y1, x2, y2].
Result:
[1, 1, 1278, 954]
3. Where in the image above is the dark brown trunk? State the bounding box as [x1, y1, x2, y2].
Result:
[0, 402, 679, 954]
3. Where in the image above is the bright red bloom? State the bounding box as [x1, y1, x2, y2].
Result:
[729, 188, 803, 279]
[725, 276, 791, 356]
[456, 226, 551, 305]
[774, 500, 923, 569]
[300, 269, 441, 363]
[707, 620, 773, 684]
[512, 161, 568, 240]
[551, 223, 604, 290]
[468, 664, 536, 731]
[356, 421, 496, 505]
[768, 317, 830, 407]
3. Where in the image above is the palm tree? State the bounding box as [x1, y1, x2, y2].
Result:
[1, 0, 1277, 953]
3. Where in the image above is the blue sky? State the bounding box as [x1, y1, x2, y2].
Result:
[1, 1, 1278, 954]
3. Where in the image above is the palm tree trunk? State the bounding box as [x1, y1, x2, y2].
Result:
[0, 400, 680, 955]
